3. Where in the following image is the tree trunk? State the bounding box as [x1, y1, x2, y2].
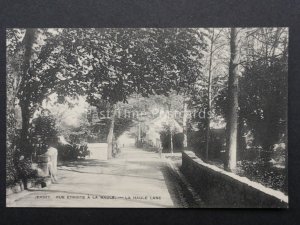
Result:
[107, 104, 116, 160]
[20, 100, 32, 158]
[137, 121, 141, 147]
[205, 28, 215, 161]
[182, 96, 188, 149]
[225, 28, 240, 172]
[167, 102, 174, 154]
[18, 29, 36, 158]
[170, 130, 174, 154]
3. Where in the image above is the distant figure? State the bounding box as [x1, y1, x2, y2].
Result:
[123, 144, 125, 148]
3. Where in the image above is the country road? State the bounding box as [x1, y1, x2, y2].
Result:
[7, 146, 201, 208]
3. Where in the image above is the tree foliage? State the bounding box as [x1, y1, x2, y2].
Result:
[215, 28, 288, 163]
[239, 57, 287, 159]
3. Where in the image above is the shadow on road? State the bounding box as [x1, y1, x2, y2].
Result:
[58, 159, 166, 181]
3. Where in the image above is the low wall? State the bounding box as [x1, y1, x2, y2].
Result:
[181, 151, 288, 208]
[87, 143, 108, 160]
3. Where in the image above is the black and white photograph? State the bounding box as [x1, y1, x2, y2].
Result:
[6, 28, 288, 208]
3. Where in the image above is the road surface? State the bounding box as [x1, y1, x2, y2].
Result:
[7, 146, 198, 208]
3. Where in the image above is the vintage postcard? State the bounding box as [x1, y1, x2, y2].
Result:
[6, 28, 288, 208]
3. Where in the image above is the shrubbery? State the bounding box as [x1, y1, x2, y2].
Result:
[237, 160, 287, 194]
[6, 110, 90, 187]
[15, 156, 38, 184]
[160, 130, 184, 153]
[7, 144, 38, 187]
[30, 113, 91, 161]
[30, 112, 58, 157]
[57, 143, 90, 161]
[7, 128, 38, 187]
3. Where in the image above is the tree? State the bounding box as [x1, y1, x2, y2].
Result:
[187, 28, 228, 159]
[16, 29, 37, 157]
[240, 59, 287, 161]
[182, 96, 188, 148]
[205, 28, 215, 160]
[214, 28, 288, 168]
[106, 104, 116, 159]
[7, 28, 207, 159]
[238, 28, 288, 163]
[6, 29, 88, 155]
[6, 29, 27, 184]
[225, 28, 240, 172]
[85, 28, 207, 157]
[163, 28, 207, 150]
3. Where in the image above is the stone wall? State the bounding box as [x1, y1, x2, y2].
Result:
[181, 151, 288, 208]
